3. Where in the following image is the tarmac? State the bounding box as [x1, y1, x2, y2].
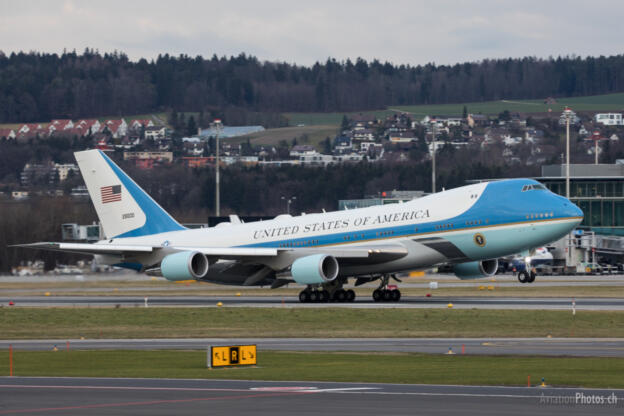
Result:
[2, 295, 624, 310]
[2, 337, 624, 357]
[1, 377, 622, 415]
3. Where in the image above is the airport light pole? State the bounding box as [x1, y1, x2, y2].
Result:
[591, 131, 602, 165]
[281, 196, 296, 215]
[213, 119, 223, 217]
[431, 121, 437, 194]
[563, 107, 572, 199]
[562, 107, 573, 269]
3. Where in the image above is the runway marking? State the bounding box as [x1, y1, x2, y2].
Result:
[250, 386, 379, 393]
[336, 390, 624, 401]
[0, 384, 250, 392]
[250, 386, 317, 391]
[0, 390, 313, 415]
[308, 387, 380, 393]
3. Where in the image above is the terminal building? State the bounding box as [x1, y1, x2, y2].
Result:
[339, 190, 427, 210]
[538, 162, 624, 236]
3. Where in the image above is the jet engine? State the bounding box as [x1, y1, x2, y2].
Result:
[291, 254, 339, 285]
[453, 259, 498, 280]
[160, 251, 209, 281]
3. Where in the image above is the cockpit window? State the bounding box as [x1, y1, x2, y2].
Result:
[522, 184, 547, 191]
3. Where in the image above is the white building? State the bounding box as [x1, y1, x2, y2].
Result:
[290, 145, 317, 158]
[55, 163, 79, 181]
[594, 113, 623, 126]
[145, 126, 167, 140]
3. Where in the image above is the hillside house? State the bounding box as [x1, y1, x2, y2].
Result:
[352, 128, 375, 141]
[130, 119, 154, 131]
[594, 113, 623, 126]
[389, 131, 416, 143]
[333, 135, 352, 153]
[103, 119, 128, 138]
[48, 119, 74, 134]
[145, 126, 167, 140]
[0, 128, 16, 140]
[290, 145, 317, 158]
[76, 119, 101, 134]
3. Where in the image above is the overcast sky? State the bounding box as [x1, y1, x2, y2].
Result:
[1, 0, 622, 66]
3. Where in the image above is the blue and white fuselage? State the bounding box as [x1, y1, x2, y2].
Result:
[17, 150, 583, 299]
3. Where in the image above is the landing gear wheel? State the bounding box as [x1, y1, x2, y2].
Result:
[373, 289, 383, 302]
[299, 291, 310, 303]
[332, 289, 345, 302]
[391, 290, 401, 302]
[518, 271, 529, 283]
[528, 271, 536, 283]
[311, 290, 320, 302]
[320, 290, 330, 302]
[346, 289, 355, 302]
[383, 289, 393, 301]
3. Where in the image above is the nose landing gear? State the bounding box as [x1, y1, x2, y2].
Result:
[518, 269, 536, 283]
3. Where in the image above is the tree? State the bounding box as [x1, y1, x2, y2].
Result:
[323, 137, 332, 154]
[341, 115, 350, 130]
[168, 110, 179, 130]
[498, 110, 511, 122]
[186, 115, 197, 137]
[462, 105, 468, 119]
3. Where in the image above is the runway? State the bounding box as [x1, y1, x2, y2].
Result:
[2, 295, 624, 310]
[2, 337, 624, 357]
[1, 377, 622, 415]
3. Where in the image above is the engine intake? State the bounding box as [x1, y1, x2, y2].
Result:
[160, 251, 209, 281]
[291, 254, 339, 285]
[453, 259, 498, 280]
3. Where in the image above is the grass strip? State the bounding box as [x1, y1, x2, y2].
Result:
[3, 285, 623, 298]
[1, 350, 623, 389]
[1, 308, 623, 339]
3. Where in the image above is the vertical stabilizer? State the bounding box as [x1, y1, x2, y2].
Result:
[75, 150, 185, 239]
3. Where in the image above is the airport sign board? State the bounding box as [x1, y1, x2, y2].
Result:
[209, 345, 257, 368]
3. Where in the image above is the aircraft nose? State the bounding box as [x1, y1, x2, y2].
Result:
[571, 202, 583, 218]
[560, 199, 583, 219]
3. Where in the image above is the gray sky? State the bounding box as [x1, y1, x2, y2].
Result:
[1, 0, 622, 66]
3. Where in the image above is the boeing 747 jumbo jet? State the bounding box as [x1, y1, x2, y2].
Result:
[15, 149, 583, 302]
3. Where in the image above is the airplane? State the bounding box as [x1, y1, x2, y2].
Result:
[14, 149, 583, 303]
[500, 246, 554, 283]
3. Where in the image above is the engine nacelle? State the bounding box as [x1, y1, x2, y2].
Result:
[291, 254, 339, 285]
[453, 259, 498, 280]
[160, 251, 209, 281]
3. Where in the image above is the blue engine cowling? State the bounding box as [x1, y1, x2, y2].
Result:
[291, 254, 339, 285]
[453, 259, 498, 280]
[160, 251, 209, 281]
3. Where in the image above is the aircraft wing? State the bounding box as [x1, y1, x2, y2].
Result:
[13, 242, 408, 263]
[11, 242, 156, 256]
[11, 242, 278, 257]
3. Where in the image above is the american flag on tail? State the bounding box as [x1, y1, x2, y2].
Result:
[100, 185, 122, 203]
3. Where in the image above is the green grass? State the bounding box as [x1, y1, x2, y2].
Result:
[1, 308, 622, 339]
[2, 350, 623, 388]
[3, 280, 623, 298]
[282, 92, 624, 125]
[283, 111, 394, 126]
[394, 93, 624, 117]
[228, 125, 339, 151]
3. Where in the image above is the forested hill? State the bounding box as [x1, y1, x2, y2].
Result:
[1, 50, 624, 123]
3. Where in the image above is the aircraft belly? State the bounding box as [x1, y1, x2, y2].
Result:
[339, 239, 447, 275]
[200, 261, 275, 286]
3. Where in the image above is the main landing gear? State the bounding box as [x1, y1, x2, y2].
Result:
[298, 285, 355, 303]
[372, 274, 401, 302]
[517, 269, 536, 283]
